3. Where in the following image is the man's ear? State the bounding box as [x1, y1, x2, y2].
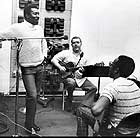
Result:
[25, 14, 29, 20]
[114, 67, 119, 75]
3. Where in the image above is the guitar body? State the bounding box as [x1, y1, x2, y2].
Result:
[59, 61, 77, 79]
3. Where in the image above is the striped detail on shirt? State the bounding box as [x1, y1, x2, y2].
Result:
[101, 77, 140, 127]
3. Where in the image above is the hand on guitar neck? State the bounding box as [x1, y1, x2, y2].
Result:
[94, 61, 105, 67]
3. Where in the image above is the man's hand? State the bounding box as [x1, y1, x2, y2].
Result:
[43, 56, 48, 65]
[78, 66, 85, 73]
[95, 61, 105, 66]
[59, 66, 66, 73]
[75, 70, 83, 79]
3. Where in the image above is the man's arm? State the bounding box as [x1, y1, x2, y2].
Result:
[91, 96, 110, 116]
[51, 57, 66, 72]
[0, 24, 17, 39]
[51, 52, 66, 72]
[41, 39, 48, 58]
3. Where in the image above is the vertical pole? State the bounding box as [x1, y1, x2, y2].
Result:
[15, 39, 23, 136]
[95, 77, 100, 101]
[98, 77, 100, 94]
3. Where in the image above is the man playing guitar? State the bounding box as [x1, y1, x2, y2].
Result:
[51, 36, 98, 112]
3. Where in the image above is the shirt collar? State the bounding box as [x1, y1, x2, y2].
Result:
[72, 51, 82, 57]
[24, 20, 37, 28]
[115, 77, 134, 85]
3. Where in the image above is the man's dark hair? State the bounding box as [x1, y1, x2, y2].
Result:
[117, 55, 135, 77]
[71, 36, 82, 44]
[24, 4, 39, 19]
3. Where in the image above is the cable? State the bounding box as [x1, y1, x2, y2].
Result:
[9, 81, 16, 92]
[0, 112, 42, 137]
[0, 94, 9, 134]
[0, 119, 9, 134]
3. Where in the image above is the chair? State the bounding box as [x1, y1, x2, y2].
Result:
[115, 112, 140, 136]
[99, 112, 140, 137]
[62, 77, 101, 110]
[62, 87, 86, 110]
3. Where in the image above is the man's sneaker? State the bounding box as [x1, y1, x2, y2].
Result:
[25, 127, 38, 136]
[25, 124, 40, 132]
[33, 124, 40, 131]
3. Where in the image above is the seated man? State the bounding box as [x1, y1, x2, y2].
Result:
[51, 36, 97, 112]
[76, 55, 140, 136]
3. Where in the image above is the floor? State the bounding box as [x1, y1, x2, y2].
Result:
[0, 94, 93, 137]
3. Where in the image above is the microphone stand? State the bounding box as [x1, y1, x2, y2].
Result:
[37, 61, 55, 108]
[96, 77, 100, 101]
[14, 39, 23, 136]
[0, 35, 68, 41]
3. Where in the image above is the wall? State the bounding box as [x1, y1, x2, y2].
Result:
[0, 0, 12, 94]
[70, 0, 140, 91]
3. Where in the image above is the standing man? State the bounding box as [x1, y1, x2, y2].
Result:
[51, 36, 97, 112]
[76, 55, 140, 136]
[0, 4, 48, 135]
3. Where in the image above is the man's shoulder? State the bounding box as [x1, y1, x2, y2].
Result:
[10, 22, 22, 28]
[52, 50, 70, 59]
[4, 23, 23, 32]
[127, 78, 140, 88]
[11, 22, 27, 30]
[36, 24, 43, 29]
[58, 49, 70, 54]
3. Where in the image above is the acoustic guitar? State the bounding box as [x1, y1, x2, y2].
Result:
[58, 61, 104, 79]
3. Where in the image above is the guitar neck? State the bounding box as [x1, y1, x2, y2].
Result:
[59, 61, 104, 72]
